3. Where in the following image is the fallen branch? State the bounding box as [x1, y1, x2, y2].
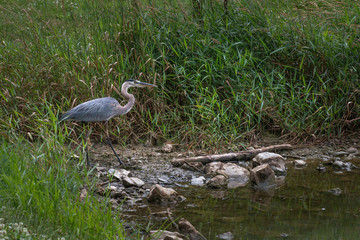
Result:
[171, 144, 293, 167]
[166, 208, 179, 231]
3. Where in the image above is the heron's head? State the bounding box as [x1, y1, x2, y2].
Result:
[125, 79, 157, 88]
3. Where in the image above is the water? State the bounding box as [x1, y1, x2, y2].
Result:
[143, 159, 360, 239]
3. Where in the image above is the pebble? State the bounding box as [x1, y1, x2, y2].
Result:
[333, 151, 348, 157]
[217, 231, 234, 239]
[294, 160, 307, 168]
[190, 176, 206, 186]
[345, 147, 358, 154]
[327, 188, 342, 196]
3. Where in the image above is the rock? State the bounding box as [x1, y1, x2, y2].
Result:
[148, 184, 184, 203]
[217, 232, 234, 240]
[316, 164, 326, 172]
[252, 152, 286, 174]
[320, 155, 332, 162]
[95, 166, 108, 177]
[205, 163, 250, 188]
[109, 188, 126, 198]
[250, 164, 276, 187]
[149, 230, 186, 240]
[158, 175, 171, 184]
[178, 218, 207, 240]
[222, 163, 250, 188]
[190, 176, 206, 186]
[150, 210, 169, 221]
[109, 198, 119, 209]
[227, 177, 249, 189]
[98, 185, 126, 198]
[96, 184, 124, 197]
[107, 185, 118, 192]
[181, 162, 205, 172]
[108, 168, 130, 181]
[205, 162, 223, 175]
[162, 143, 174, 153]
[294, 160, 307, 168]
[220, 163, 250, 178]
[345, 147, 358, 154]
[122, 176, 145, 188]
[345, 154, 356, 160]
[333, 151, 348, 157]
[207, 175, 228, 188]
[327, 188, 342, 196]
[280, 233, 289, 238]
[333, 160, 352, 171]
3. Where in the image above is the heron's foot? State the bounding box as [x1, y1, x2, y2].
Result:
[87, 161, 96, 167]
[116, 157, 124, 165]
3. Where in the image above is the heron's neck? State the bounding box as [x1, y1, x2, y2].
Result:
[118, 83, 135, 115]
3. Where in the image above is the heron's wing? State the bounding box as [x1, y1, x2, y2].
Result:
[60, 97, 120, 122]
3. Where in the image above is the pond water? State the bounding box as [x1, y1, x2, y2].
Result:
[135, 158, 360, 239]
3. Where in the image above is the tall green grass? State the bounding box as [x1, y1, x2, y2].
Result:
[0, 116, 127, 238]
[1, 0, 359, 147]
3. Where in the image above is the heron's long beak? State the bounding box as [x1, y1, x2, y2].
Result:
[139, 81, 157, 88]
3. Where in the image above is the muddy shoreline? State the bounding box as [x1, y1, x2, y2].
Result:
[82, 135, 360, 238]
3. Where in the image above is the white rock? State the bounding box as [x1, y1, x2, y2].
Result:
[294, 160, 307, 167]
[346, 147, 358, 154]
[221, 163, 250, 178]
[217, 231, 234, 240]
[190, 176, 206, 186]
[252, 152, 286, 174]
[148, 184, 183, 203]
[122, 176, 145, 188]
[108, 168, 130, 180]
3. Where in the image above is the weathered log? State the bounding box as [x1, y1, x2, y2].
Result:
[171, 144, 293, 167]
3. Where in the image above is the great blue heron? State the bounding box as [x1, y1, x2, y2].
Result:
[59, 79, 157, 166]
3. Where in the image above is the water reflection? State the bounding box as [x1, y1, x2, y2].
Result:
[174, 158, 360, 239]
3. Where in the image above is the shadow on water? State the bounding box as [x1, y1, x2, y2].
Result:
[140, 159, 360, 239]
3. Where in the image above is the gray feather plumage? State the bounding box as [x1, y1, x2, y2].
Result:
[59, 97, 121, 122]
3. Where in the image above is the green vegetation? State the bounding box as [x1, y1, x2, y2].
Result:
[0, 0, 359, 238]
[0, 132, 127, 238]
[1, 0, 359, 145]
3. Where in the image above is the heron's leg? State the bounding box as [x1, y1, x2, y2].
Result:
[85, 124, 93, 166]
[105, 121, 123, 165]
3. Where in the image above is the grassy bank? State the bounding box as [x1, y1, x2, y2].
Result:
[0, 126, 128, 238]
[0, 0, 359, 238]
[1, 0, 359, 145]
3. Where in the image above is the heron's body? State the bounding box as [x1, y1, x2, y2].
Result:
[60, 97, 133, 122]
[59, 79, 156, 166]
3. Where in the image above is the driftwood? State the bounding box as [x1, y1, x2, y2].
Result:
[171, 144, 293, 167]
